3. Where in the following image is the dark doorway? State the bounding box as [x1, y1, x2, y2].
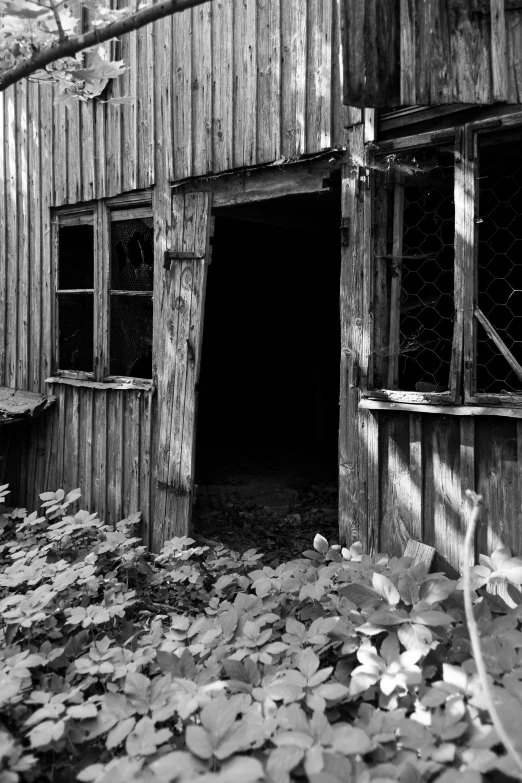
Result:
[194, 189, 341, 553]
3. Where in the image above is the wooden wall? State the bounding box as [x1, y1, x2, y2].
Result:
[0, 0, 347, 536]
[375, 412, 522, 573]
[342, 0, 522, 108]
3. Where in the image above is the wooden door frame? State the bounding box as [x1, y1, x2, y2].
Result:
[152, 152, 346, 548]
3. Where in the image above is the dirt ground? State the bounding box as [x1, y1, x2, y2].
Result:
[193, 452, 339, 563]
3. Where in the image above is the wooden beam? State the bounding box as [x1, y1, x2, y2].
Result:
[175, 153, 344, 208]
[360, 398, 522, 418]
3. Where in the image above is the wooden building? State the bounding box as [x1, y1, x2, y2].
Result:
[2, 0, 522, 572]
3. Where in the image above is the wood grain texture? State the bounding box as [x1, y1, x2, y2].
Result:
[339, 125, 370, 550]
[281, 0, 307, 158]
[192, 3, 212, 175]
[212, 0, 234, 171]
[306, 0, 332, 153]
[257, 0, 281, 163]
[233, 0, 257, 167]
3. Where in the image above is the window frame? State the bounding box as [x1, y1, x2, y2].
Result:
[52, 191, 153, 385]
[363, 129, 463, 406]
[365, 113, 522, 411]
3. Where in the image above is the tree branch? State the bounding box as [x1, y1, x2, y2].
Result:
[0, 0, 210, 92]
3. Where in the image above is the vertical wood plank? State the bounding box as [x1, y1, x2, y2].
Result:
[17, 83, 29, 391]
[67, 100, 82, 204]
[93, 390, 108, 523]
[0, 93, 5, 383]
[476, 417, 521, 558]
[331, 0, 350, 143]
[5, 89, 18, 387]
[156, 14, 174, 183]
[172, 8, 193, 180]
[43, 389, 59, 492]
[107, 391, 123, 528]
[122, 29, 138, 193]
[95, 100, 107, 199]
[80, 102, 96, 202]
[306, 0, 332, 154]
[106, 82, 123, 197]
[233, 0, 257, 167]
[372, 170, 390, 388]
[281, 0, 307, 158]
[339, 125, 369, 550]
[491, 0, 508, 102]
[123, 392, 140, 519]
[140, 389, 152, 547]
[28, 83, 42, 392]
[80, 388, 94, 509]
[367, 411, 379, 554]
[460, 417, 475, 567]
[192, 3, 212, 176]
[256, 0, 280, 164]
[387, 177, 404, 390]
[40, 86, 53, 386]
[458, 134, 476, 402]
[379, 413, 413, 555]
[212, 0, 233, 171]
[423, 415, 462, 574]
[63, 385, 80, 494]
[400, 0, 416, 106]
[53, 97, 68, 205]
[409, 412, 423, 540]
[55, 382, 66, 490]
[340, 0, 365, 107]
[137, 18, 155, 188]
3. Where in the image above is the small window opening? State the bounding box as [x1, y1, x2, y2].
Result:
[109, 217, 154, 378]
[372, 146, 455, 392]
[476, 132, 522, 395]
[194, 190, 341, 555]
[57, 222, 94, 372]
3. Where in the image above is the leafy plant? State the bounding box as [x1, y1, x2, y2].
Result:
[1, 484, 522, 782]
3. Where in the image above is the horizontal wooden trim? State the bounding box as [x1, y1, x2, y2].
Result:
[46, 376, 154, 391]
[174, 152, 345, 208]
[105, 190, 153, 208]
[55, 213, 95, 227]
[109, 290, 153, 296]
[110, 207, 153, 222]
[57, 289, 94, 294]
[375, 130, 454, 152]
[365, 389, 455, 404]
[466, 392, 522, 408]
[52, 370, 95, 381]
[360, 398, 522, 418]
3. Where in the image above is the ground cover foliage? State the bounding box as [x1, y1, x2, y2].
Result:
[3, 486, 522, 782]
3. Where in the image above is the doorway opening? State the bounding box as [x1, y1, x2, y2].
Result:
[194, 188, 341, 557]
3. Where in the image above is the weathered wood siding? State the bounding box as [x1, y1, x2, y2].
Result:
[0, 0, 347, 536]
[374, 412, 522, 574]
[342, 0, 522, 108]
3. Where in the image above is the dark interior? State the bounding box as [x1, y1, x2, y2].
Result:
[195, 189, 341, 492]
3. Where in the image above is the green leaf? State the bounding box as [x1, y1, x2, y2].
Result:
[267, 746, 305, 783]
[106, 717, 136, 750]
[313, 534, 329, 555]
[409, 609, 454, 626]
[185, 725, 214, 760]
[419, 578, 456, 605]
[331, 724, 373, 755]
[216, 756, 265, 783]
[298, 648, 320, 679]
[372, 573, 400, 606]
[126, 716, 166, 756]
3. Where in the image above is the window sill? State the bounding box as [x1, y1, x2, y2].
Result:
[359, 398, 522, 418]
[45, 376, 154, 392]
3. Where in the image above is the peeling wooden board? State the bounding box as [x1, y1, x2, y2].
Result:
[404, 539, 435, 569]
[0, 387, 55, 423]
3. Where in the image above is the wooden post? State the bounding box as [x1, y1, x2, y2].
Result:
[339, 122, 372, 550]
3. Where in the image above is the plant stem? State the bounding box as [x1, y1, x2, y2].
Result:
[463, 489, 522, 775]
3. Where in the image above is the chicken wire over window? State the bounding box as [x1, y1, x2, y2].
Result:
[476, 133, 522, 395]
[110, 217, 153, 379]
[372, 146, 455, 394]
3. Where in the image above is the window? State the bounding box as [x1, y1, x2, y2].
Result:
[367, 116, 522, 409]
[369, 141, 458, 403]
[54, 195, 153, 382]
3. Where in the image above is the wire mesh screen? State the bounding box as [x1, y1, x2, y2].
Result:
[398, 151, 455, 391]
[110, 295, 153, 378]
[58, 294, 94, 372]
[373, 146, 455, 392]
[476, 134, 522, 394]
[111, 218, 153, 291]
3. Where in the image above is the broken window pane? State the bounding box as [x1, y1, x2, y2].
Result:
[476, 132, 522, 394]
[58, 293, 94, 372]
[110, 218, 153, 291]
[109, 295, 153, 378]
[58, 224, 94, 290]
